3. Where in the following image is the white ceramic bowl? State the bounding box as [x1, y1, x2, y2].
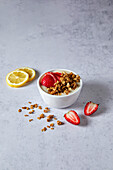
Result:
[37, 69, 83, 108]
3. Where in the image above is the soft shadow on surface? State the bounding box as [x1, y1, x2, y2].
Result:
[69, 82, 110, 117]
[79, 114, 89, 127]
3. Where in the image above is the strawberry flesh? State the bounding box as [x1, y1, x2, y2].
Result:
[64, 110, 80, 125]
[41, 74, 55, 88]
[41, 72, 61, 88]
[84, 101, 99, 116]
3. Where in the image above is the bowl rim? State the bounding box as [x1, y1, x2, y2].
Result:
[37, 69, 83, 98]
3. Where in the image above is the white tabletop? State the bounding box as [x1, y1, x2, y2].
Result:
[0, 0, 113, 170]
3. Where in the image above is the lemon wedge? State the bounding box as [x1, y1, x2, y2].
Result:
[16, 67, 36, 81]
[6, 70, 29, 88]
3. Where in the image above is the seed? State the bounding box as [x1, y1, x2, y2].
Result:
[38, 106, 42, 109]
[22, 107, 26, 109]
[18, 109, 22, 112]
[50, 123, 54, 127]
[24, 114, 29, 117]
[29, 119, 33, 122]
[47, 125, 50, 128]
[51, 128, 54, 130]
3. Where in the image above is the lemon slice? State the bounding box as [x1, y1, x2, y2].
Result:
[16, 67, 36, 81]
[6, 70, 29, 88]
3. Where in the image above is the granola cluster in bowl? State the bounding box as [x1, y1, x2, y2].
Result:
[37, 69, 83, 108]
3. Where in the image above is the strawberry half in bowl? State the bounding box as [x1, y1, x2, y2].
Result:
[37, 69, 83, 108]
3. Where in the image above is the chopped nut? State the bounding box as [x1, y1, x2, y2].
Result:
[22, 107, 26, 109]
[57, 120, 63, 125]
[38, 106, 42, 109]
[50, 123, 54, 127]
[30, 105, 34, 109]
[37, 117, 41, 120]
[29, 119, 33, 122]
[40, 114, 45, 118]
[34, 104, 38, 108]
[24, 114, 29, 117]
[26, 107, 30, 110]
[51, 128, 54, 130]
[18, 109, 22, 112]
[47, 125, 50, 128]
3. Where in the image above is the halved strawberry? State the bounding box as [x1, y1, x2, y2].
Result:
[41, 74, 55, 88]
[84, 101, 99, 116]
[64, 110, 80, 125]
[45, 72, 57, 83]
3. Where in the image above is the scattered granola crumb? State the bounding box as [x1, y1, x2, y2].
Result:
[34, 104, 38, 108]
[22, 107, 26, 109]
[40, 114, 45, 118]
[47, 125, 50, 128]
[30, 105, 34, 109]
[37, 117, 41, 120]
[51, 127, 54, 130]
[28, 102, 31, 104]
[26, 107, 30, 110]
[29, 119, 33, 122]
[47, 119, 50, 122]
[24, 114, 29, 117]
[18, 109, 22, 112]
[43, 127, 47, 131]
[38, 106, 42, 110]
[31, 110, 34, 113]
[29, 111, 34, 114]
[44, 109, 48, 113]
[45, 107, 49, 110]
[50, 123, 54, 127]
[54, 117, 57, 120]
[41, 129, 44, 132]
[57, 120, 63, 125]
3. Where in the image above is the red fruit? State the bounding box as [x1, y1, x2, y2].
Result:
[64, 110, 80, 125]
[84, 101, 99, 116]
[41, 74, 55, 88]
[53, 72, 62, 76]
[45, 72, 57, 83]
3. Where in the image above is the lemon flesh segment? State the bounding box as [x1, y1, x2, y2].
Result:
[6, 70, 29, 87]
[16, 67, 36, 81]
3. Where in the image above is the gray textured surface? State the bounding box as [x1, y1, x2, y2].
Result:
[0, 0, 113, 170]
